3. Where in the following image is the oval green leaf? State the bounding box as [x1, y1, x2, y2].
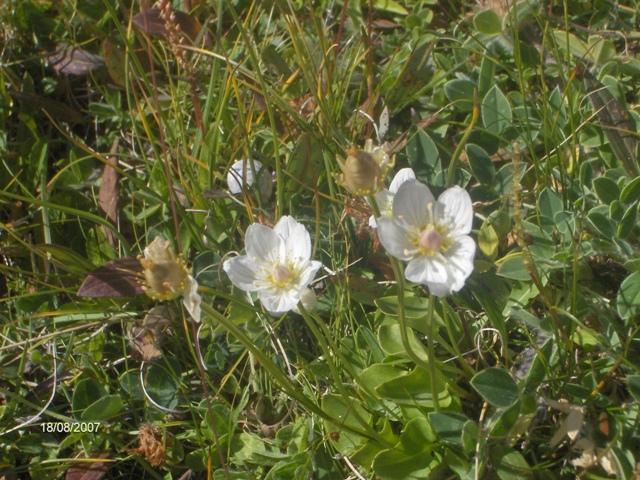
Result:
[470, 367, 519, 408]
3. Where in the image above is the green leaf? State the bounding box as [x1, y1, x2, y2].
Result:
[376, 367, 451, 408]
[372, 418, 438, 480]
[82, 394, 122, 420]
[359, 364, 409, 392]
[144, 360, 182, 409]
[537, 188, 563, 221]
[617, 271, 640, 319]
[120, 370, 144, 399]
[72, 378, 106, 418]
[474, 9, 503, 34]
[482, 85, 512, 135]
[470, 367, 519, 408]
[525, 338, 553, 390]
[478, 221, 499, 259]
[620, 176, 640, 203]
[15, 434, 43, 454]
[617, 202, 638, 239]
[489, 443, 533, 479]
[466, 144, 496, 185]
[372, 0, 409, 14]
[593, 176, 620, 205]
[478, 56, 497, 98]
[376, 294, 430, 319]
[378, 324, 429, 363]
[287, 133, 326, 189]
[444, 79, 476, 111]
[627, 375, 640, 402]
[428, 412, 469, 445]
[496, 254, 530, 281]
[406, 126, 442, 184]
[553, 30, 590, 60]
[588, 211, 615, 237]
[322, 394, 372, 456]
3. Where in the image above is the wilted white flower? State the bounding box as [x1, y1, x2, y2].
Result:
[139, 236, 201, 322]
[140, 237, 188, 301]
[227, 159, 273, 202]
[336, 140, 394, 196]
[368, 167, 416, 228]
[377, 180, 475, 297]
[223, 216, 323, 315]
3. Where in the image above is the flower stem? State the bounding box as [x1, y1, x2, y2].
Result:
[446, 99, 479, 188]
[369, 195, 443, 410]
[427, 293, 440, 412]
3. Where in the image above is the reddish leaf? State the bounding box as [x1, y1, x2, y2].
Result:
[132, 8, 202, 44]
[77, 257, 145, 298]
[65, 452, 110, 480]
[47, 43, 105, 75]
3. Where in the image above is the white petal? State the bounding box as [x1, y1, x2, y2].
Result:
[259, 288, 300, 315]
[275, 216, 312, 266]
[436, 186, 473, 235]
[245, 223, 284, 265]
[389, 168, 416, 193]
[368, 215, 378, 228]
[223, 255, 262, 292]
[405, 255, 448, 285]
[183, 275, 202, 323]
[392, 180, 434, 228]
[377, 218, 415, 261]
[292, 260, 323, 291]
[444, 236, 476, 279]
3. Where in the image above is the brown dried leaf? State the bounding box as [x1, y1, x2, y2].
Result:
[65, 452, 110, 480]
[129, 325, 163, 361]
[132, 8, 202, 45]
[128, 306, 175, 361]
[77, 257, 144, 298]
[48, 43, 105, 75]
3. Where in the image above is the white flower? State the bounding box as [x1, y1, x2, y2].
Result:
[227, 159, 273, 202]
[368, 168, 416, 228]
[377, 180, 475, 297]
[223, 216, 323, 315]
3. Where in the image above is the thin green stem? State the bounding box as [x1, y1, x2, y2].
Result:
[446, 101, 479, 188]
[426, 293, 440, 412]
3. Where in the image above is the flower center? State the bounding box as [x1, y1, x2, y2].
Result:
[418, 227, 442, 255]
[272, 264, 293, 285]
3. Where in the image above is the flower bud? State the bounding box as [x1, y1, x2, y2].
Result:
[293, 288, 318, 314]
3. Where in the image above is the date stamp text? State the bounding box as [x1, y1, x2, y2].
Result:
[41, 422, 102, 433]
